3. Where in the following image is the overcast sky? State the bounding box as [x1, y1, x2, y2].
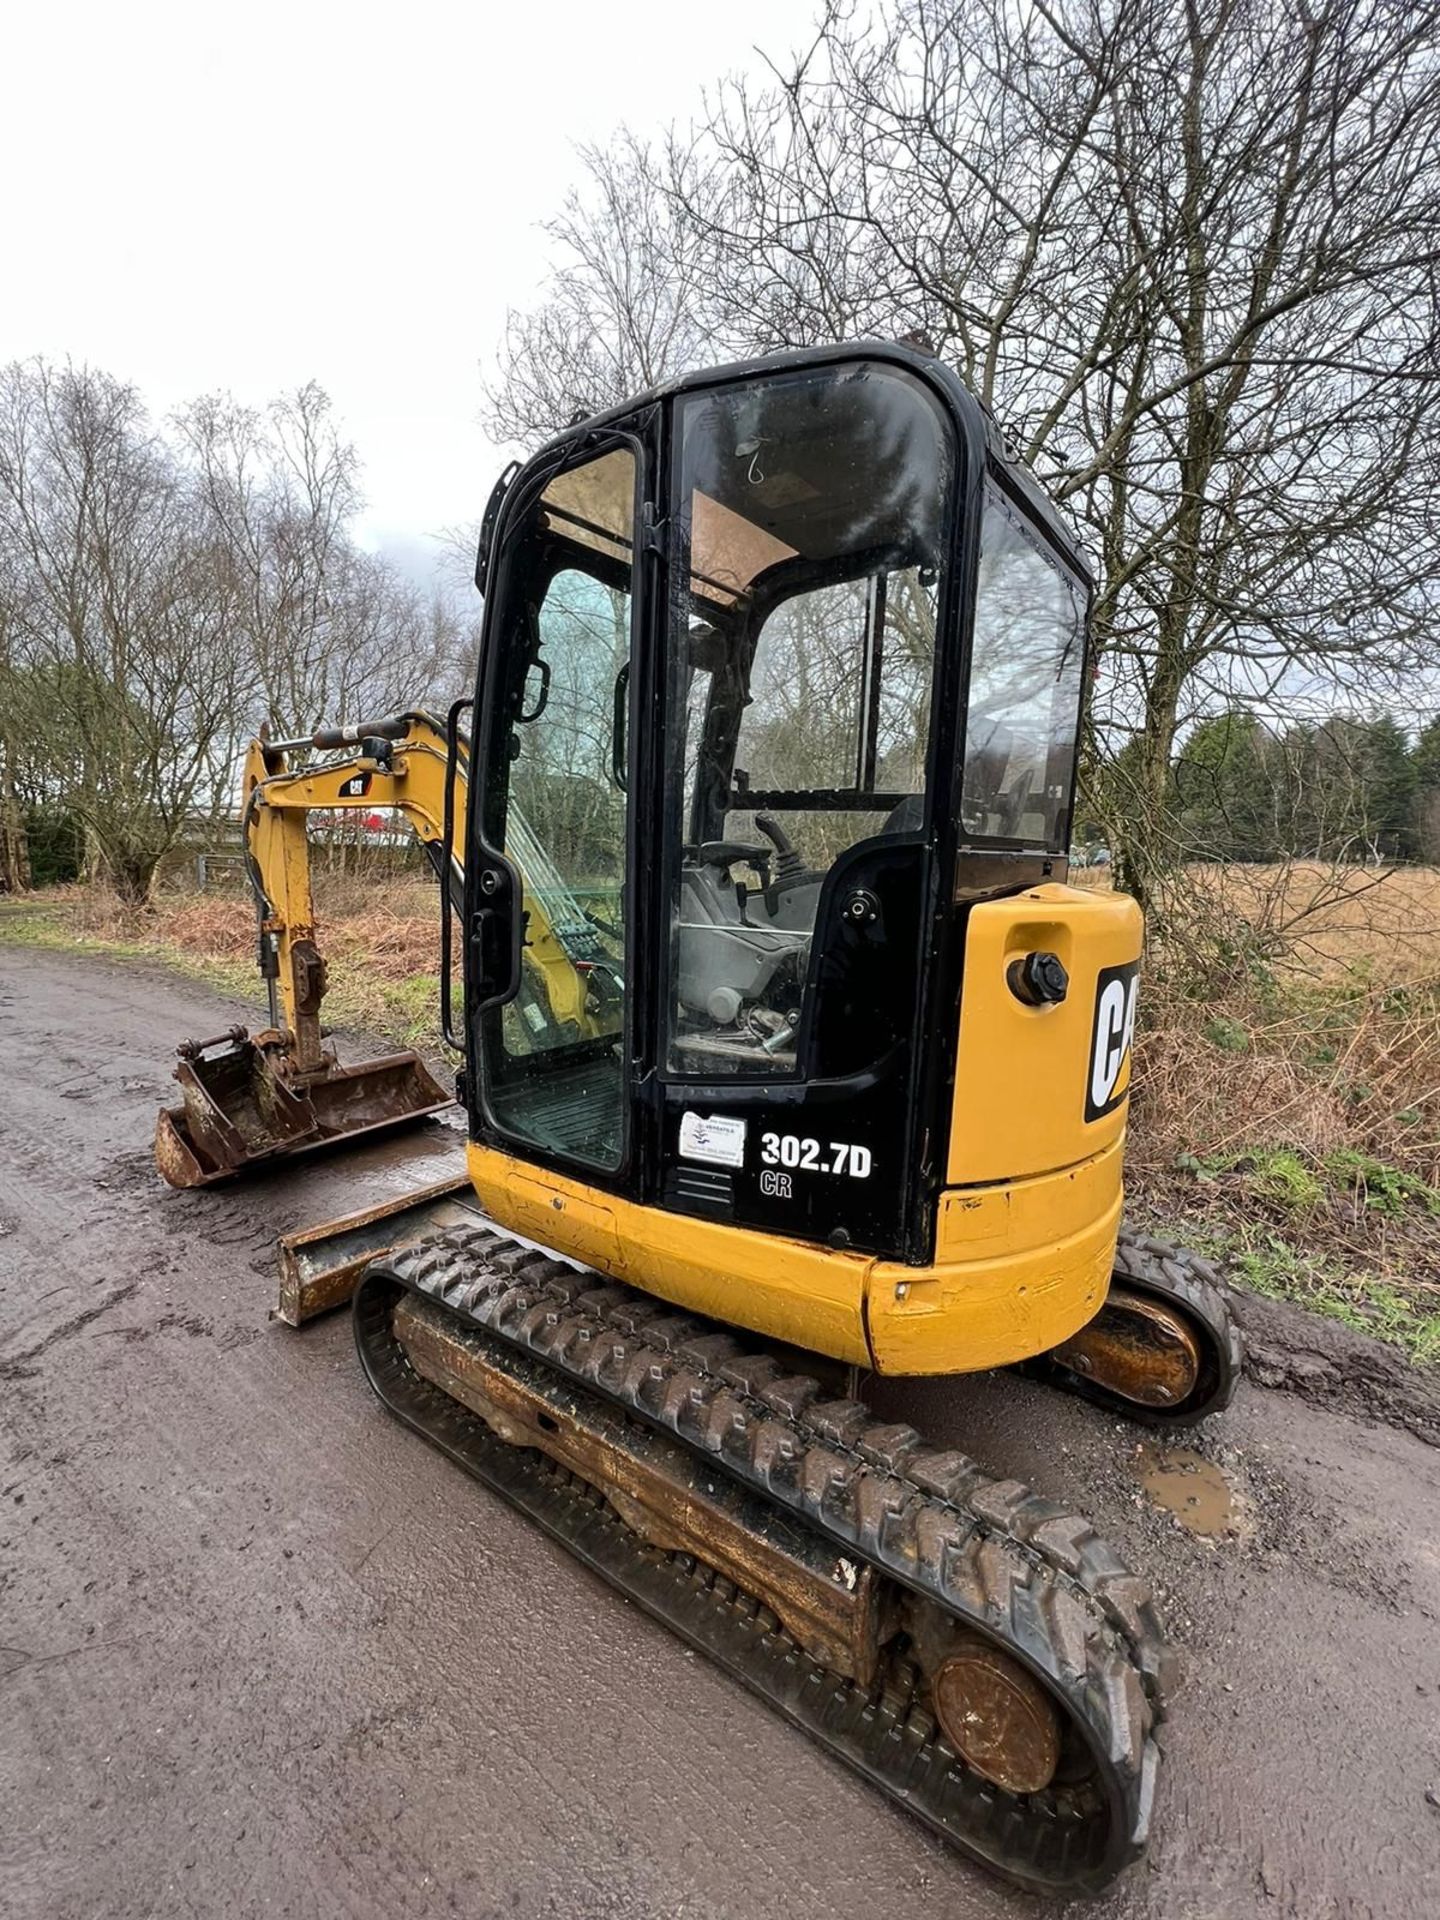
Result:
[3, 0, 818, 581]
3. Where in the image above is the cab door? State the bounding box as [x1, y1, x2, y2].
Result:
[466, 435, 643, 1181]
[653, 359, 959, 1258]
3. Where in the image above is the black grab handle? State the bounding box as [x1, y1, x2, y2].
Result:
[611, 661, 630, 792]
[439, 697, 473, 1051]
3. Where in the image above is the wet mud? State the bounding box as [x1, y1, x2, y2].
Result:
[1234, 1287, 1440, 1446]
[3, 947, 1440, 1920]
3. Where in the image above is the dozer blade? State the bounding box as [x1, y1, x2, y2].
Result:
[154, 1028, 453, 1189]
[274, 1173, 482, 1325]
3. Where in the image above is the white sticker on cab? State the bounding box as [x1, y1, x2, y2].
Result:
[678, 1110, 747, 1171]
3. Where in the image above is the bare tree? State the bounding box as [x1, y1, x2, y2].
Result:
[487, 132, 720, 441]
[179, 383, 470, 736]
[177, 382, 361, 734]
[0, 359, 255, 902]
[489, 0, 1440, 906]
[0, 534, 33, 890]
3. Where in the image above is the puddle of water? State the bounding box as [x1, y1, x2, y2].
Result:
[1137, 1444, 1245, 1539]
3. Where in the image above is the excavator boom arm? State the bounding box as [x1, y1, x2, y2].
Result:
[241, 716, 463, 1074]
[244, 712, 614, 1067]
[156, 709, 616, 1190]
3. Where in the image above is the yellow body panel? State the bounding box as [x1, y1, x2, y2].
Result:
[467, 1142, 874, 1365]
[467, 879, 1143, 1379]
[946, 884, 1142, 1186]
[866, 1144, 1121, 1374]
[469, 1139, 1120, 1378]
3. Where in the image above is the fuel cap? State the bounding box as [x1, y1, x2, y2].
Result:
[1007, 950, 1069, 1006]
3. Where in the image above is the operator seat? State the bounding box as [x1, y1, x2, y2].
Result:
[674, 858, 811, 1026]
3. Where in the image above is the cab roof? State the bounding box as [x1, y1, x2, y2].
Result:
[539, 339, 1091, 588]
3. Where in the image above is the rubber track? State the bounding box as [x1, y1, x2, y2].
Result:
[355, 1223, 1172, 1894]
[1030, 1229, 1246, 1427]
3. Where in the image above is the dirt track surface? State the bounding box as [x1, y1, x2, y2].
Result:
[3, 946, 1439, 1920]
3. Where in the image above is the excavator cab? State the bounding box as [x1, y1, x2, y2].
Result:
[463, 343, 1141, 1372]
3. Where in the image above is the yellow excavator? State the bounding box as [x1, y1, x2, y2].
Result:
[156, 343, 1241, 1895]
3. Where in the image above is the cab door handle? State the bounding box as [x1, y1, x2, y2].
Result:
[469, 848, 524, 1009]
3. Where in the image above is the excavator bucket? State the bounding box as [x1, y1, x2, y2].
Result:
[154, 1027, 453, 1189]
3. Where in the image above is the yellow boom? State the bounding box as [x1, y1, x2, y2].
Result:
[155, 710, 617, 1188]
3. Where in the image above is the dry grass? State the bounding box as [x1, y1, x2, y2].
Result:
[52, 873, 420, 949]
[1172, 860, 1440, 986]
[1077, 858, 1440, 982]
[60, 873, 447, 980]
[1103, 863, 1440, 1360]
[1132, 979, 1440, 1182]
[1067, 861, 1440, 1183]
[4, 872, 450, 1043]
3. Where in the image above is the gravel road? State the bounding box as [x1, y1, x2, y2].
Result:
[3, 945, 1438, 1920]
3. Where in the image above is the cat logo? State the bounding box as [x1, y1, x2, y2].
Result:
[1086, 959, 1139, 1121]
[338, 772, 371, 798]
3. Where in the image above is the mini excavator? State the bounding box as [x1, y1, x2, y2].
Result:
[156, 343, 1241, 1894]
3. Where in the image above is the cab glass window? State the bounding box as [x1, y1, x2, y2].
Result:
[962, 491, 1086, 847]
[478, 447, 634, 1171]
[664, 363, 953, 1076]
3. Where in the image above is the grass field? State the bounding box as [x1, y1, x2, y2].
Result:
[4, 858, 1438, 1363]
[1078, 857, 1440, 986]
[1108, 862, 1440, 1362]
[0, 873, 450, 1045]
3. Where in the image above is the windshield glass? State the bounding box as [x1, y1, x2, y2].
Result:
[663, 361, 954, 1076]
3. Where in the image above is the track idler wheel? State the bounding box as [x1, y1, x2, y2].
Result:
[1033, 1230, 1245, 1427]
[1052, 1288, 1201, 1411]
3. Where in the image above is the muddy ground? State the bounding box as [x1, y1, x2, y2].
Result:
[2, 945, 1438, 1920]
